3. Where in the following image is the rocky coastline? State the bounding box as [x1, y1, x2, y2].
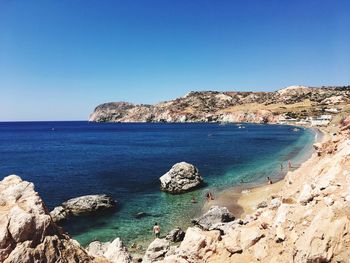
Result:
[1, 114, 350, 262]
[89, 86, 350, 124]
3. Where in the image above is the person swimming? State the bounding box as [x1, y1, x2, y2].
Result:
[191, 196, 197, 203]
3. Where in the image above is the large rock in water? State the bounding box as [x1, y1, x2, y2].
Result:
[0, 175, 96, 262]
[191, 206, 235, 230]
[159, 162, 203, 193]
[50, 194, 117, 223]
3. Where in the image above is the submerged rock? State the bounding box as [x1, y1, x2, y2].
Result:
[134, 212, 150, 219]
[159, 162, 203, 194]
[191, 206, 235, 230]
[50, 194, 117, 223]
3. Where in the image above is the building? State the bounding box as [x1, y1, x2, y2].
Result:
[311, 115, 332, 126]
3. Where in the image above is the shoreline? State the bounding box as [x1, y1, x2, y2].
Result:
[207, 126, 326, 219]
[122, 123, 320, 257]
[128, 124, 322, 255]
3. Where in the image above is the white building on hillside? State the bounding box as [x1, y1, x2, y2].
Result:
[311, 115, 332, 126]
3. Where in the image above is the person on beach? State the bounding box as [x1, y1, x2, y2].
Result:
[206, 192, 214, 201]
[153, 222, 160, 238]
[288, 160, 292, 169]
[267, 177, 273, 184]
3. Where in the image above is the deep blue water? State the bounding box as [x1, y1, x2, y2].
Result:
[0, 121, 315, 246]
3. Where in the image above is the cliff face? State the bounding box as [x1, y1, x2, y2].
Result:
[89, 86, 350, 123]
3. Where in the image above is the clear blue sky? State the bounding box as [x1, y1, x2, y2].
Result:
[0, 0, 349, 121]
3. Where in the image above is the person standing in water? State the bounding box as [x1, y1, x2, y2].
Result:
[153, 222, 160, 238]
[288, 160, 292, 169]
[191, 196, 197, 203]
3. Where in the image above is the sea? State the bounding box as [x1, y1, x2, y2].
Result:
[0, 121, 316, 247]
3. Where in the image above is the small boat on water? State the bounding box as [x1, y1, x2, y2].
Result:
[292, 127, 300, 132]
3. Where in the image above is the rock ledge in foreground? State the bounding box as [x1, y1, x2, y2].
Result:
[0, 175, 95, 262]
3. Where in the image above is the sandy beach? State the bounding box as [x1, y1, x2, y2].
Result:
[158, 118, 350, 262]
[206, 126, 327, 219]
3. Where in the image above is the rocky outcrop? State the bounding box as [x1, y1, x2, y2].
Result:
[89, 86, 350, 123]
[159, 162, 203, 194]
[160, 120, 350, 262]
[50, 194, 117, 223]
[142, 238, 170, 263]
[191, 206, 235, 230]
[0, 175, 96, 263]
[86, 238, 132, 263]
[162, 227, 221, 263]
[165, 228, 185, 242]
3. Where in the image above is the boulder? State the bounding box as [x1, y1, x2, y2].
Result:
[208, 219, 242, 234]
[253, 238, 268, 261]
[0, 175, 94, 262]
[240, 226, 264, 250]
[269, 198, 282, 209]
[49, 206, 68, 223]
[324, 196, 334, 206]
[256, 200, 268, 209]
[275, 225, 286, 242]
[191, 206, 235, 230]
[165, 228, 185, 242]
[298, 184, 313, 205]
[223, 227, 242, 254]
[86, 238, 132, 263]
[142, 238, 170, 263]
[273, 204, 290, 227]
[177, 227, 220, 262]
[86, 240, 109, 257]
[134, 212, 150, 219]
[50, 194, 117, 223]
[159, 162, 203, 194]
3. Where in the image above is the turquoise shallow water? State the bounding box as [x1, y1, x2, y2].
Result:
[0, 122, 315, 247]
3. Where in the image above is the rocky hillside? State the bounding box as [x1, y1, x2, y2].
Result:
[89, 86, 350, 123]
[145, 117, 350, 262]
